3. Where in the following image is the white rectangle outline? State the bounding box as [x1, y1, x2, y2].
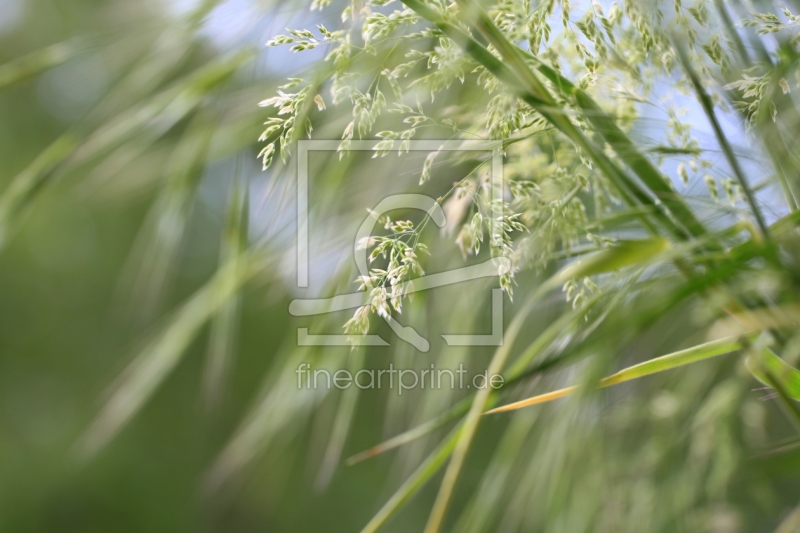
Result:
[297, 139, 504, 288]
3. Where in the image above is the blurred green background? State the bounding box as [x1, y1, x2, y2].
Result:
[3, 1, 800, 532]
[0, 1, 461, 530]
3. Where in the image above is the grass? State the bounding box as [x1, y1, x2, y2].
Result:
[4, 0, 800, 531]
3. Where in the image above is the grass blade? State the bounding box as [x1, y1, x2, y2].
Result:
[316, 353, 363, 490]
[347, 396, 471, 465]
[746, 348, 800, 401]
[0, 135, 79, 248]
[0, 41, 83, 90]
[545, 238, 669, 291]
[486, 336, 745, 414]
[422, 286, 544, 533]
[452, 0, 710, 242]
[77, 251, 265, 457]
[674, 43, 769, 237]
[203, 178, 249, 407]
[125, 114, 217, 319]
[360, 424, 462, 533]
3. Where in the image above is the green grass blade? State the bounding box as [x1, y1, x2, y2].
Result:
[487, 336, 745, 414]
[316, 353, 363, 490]
[504, 292, 605, 380]
[0, 134, 79, 248]
[347, 396, 471, 465]
[76, 251, 265, 457]
[452, 411, 539, 533]
[674, 43, 769, 237]
[746, 345, 800, 431]
[0, 41, 83, 90]
[422, 288, 543, 533]
[451, 0, 710, 242]
[360, 424, 462, 533]
[125, 114, 217, 319]
[746, 349, 800, 401]
[203, 179, 249, 407]
[600, 336, 746, 387]
[505, 270, 648, 383]
[75, 51, 253, 164]
[545, 238, 670, 291]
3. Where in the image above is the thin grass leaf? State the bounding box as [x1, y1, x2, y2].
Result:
[0, 134, 79, 248]
[315, 352, 363, 490]
[675, 43, 769, 236]
[746, 348, 800, 401]
[0, 41, 83, 90]
[125, 114, 218, 320]
[504, 292, 605, 379]
[77, 250, 265, 457]
[0, 51, 251, 254]
[450, 0, 710, 242]
[744, 336, 800, 431]
[486, 336, 746, 414]
[203, 178, 249, 407]
[360, 424, 462, 533]
[206, 348, 322, 491]
[347, 396, 471, 465]
[452, 411, 539, 533]
[713, 0, 750, 63]
[422, 287, 544, 533]
[545, 238, 670, 291]
[75, 50, 253, 164]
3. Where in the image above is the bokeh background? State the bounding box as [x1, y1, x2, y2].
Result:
[0, 1, 496, 530]
[3, 0, 800, 532]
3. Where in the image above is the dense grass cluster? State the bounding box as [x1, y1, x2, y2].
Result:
[260, 1, 800, 530]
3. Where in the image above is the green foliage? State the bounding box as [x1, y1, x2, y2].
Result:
[252, 0, 800, 530]
[8, 0, 800, 531]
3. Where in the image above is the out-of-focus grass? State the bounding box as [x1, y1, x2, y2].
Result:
[4, 0, 800, 532]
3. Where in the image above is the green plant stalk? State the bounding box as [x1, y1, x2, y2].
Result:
[0, 41, 83, 90]
[713, 0, 750, 63]
[347, 396, 471, 465]
[421, 286, 543, 533]
[450, 0, 711, 242]
[204, 177, 249, 407]
[77, 250, 268, 457]
[316, 352, 364, 490]
[0, 134, 79, 248]
[674, 44, 769, 237]
[486, 335, 747, 414]
[398, 0, 683, 242]
[360, 423, 462, 533]
[746, 348, 800, 401]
